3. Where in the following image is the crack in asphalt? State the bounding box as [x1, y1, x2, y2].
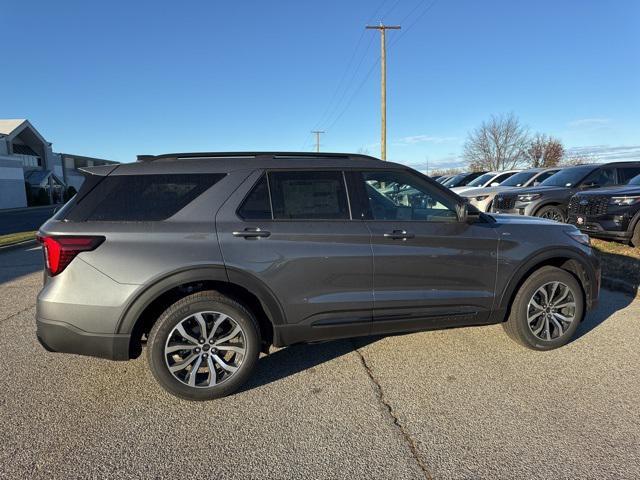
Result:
[0, 304, 35, 325]
[352, 341, 433, 480]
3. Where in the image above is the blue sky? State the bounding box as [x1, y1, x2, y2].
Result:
[2, 0, 638, 170]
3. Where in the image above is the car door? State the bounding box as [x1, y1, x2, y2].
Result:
[216, 169, 373, 345]
[348, 169, 500, 335]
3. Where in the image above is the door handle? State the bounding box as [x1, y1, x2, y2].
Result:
[383, 229, 414, 240]
[232, 227, 271, 238]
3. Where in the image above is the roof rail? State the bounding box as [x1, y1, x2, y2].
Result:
[136, 151, 381, 163]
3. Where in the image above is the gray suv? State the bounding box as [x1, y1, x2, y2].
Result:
[36, 152, 600, 400]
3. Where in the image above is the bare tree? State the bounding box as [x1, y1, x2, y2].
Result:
[463, 113, 530, 171]
[562, 154, 598, 166]
[430, 167, 462, 177]
[525, 134, 564, 168]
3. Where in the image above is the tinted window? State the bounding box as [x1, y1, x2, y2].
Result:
[540, 165, 595, 187]
[500, 170, 538, 187]
[238, 175, 271, 219]
[491, 171, 517, 185]
[361, 170, 458, 222]
[581, 167, 616, 187]
[268, 171, 349, 220]
[466, 172, 496, 187]
[66, 174, 224, 221]
[618, 167, 640, 184]
[532, 169, 559, 185]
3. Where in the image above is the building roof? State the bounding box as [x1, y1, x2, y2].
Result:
[0, 119, 27, 136]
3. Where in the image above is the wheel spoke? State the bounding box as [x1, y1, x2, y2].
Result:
[194, 313, 208, 340]
[214, 325, 242, 346]
[538, 286, 549, 305]
[549, 282, 559, 303]
[545, 317, 551, 340]
[187, 356, 203, 386]
[554, 302, 575, 310]
[176, 324, 200, 345]
[531, 319, 545, 335]
[553, 312, 573, 324]
[530, 298, 545, 311]
[528, 310, 544, 323]
[553, 285, 570, 306]
[166, 344, 196, 354]
[206, 314, 228, 342]
[216, 345, 246, 355]
[212, 354, 238, 373]
[207, 356, 217, 386]
[550, 315, 564, 336]
[169, 352, 198, 372]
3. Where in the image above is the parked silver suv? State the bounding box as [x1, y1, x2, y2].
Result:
[36, 152, 600, 400]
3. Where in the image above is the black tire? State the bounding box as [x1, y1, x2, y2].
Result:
[503, 266, 584, 350]
[536, 205, 567, 223]
[631, 222, 640, 247]
[147, 291, 260, 400]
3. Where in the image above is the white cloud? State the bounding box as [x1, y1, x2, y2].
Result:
[565, 145, 640, 161]
[567, 118, 612, 128]
[394, 134, 458, 146]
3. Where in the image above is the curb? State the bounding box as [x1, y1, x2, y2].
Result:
[0, 239, 38, 253]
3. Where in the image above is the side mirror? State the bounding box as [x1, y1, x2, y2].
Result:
[580, 181, 598, 189]
[490, 182, 500, 187]
[533, 181, 540, 186]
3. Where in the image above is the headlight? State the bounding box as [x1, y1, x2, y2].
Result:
[473, 195, 489, 201]
[565, 229, 590, 246]
[609, 196, 640, 206]
[517, 193, 541, 202]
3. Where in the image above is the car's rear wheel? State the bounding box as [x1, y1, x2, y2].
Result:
[536, 205, 566, 223]
[503, 266, 584, 350]
[147, 291, 260, 400]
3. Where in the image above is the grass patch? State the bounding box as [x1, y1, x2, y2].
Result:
[591, 238, 640, 287]
[0, 231, 37, 247]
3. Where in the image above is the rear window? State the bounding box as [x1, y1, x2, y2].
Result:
[64, 173, 225, 221]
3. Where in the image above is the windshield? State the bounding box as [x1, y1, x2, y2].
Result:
[628, 175, 640, 186]
[540, 166, 594, 187]
[466, 172, 495, 187]
[500, 171, 538, 187]
[443, 173, 468, 187]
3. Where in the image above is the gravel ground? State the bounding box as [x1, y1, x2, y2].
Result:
[1, 245, 639, 479]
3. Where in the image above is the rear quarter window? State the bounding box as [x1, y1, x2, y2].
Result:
[64, 173, 225, 221]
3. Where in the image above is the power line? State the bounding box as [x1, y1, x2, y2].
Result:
[390, 0, 439, 48]
[308, 0, 393, 137]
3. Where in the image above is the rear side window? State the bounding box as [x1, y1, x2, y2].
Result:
[268, 171, 350, 220]
[65, 173, 224, 221]
[618, 166, 640, 184]
[238, 175, 272, 220]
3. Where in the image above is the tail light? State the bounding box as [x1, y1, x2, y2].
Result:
[36, 235, 105, 276]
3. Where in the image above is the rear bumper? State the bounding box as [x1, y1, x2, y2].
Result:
[36, 316, 130, 361]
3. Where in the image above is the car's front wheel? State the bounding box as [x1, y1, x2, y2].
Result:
[147, 291, 260, 400]
[503, 266, 584, 350]
[536, 205, 566, 223]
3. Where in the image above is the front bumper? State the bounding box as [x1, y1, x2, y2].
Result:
[568, 213, 633, 241]
[36, 316, 131, 360]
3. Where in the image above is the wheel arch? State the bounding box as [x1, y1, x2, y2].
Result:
[495, 248, 596, 323]
[117, 266, 286, 358]
[532, 201, 565, 217]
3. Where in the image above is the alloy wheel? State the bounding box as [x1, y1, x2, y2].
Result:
[527, 281, 576, 341]
[540, 210, 564, 222]
[164, 311, 246, 388]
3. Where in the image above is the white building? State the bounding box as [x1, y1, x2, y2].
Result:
[0, 119, 117, 209]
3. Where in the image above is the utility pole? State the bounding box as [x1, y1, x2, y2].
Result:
[366, 23, 400, 161]
[311, 130, 325, 153]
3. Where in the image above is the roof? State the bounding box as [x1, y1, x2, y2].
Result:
[97, 151, 395, 176]
[0, 119, 27, 136]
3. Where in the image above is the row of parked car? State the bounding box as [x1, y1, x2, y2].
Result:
[432, 162, 640, 246]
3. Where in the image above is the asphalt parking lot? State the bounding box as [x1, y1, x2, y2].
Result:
[1, 245, 639, 479]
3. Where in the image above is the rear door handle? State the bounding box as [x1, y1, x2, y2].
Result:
[383, 229, 414, 240]
[232, 227, 271, 238]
